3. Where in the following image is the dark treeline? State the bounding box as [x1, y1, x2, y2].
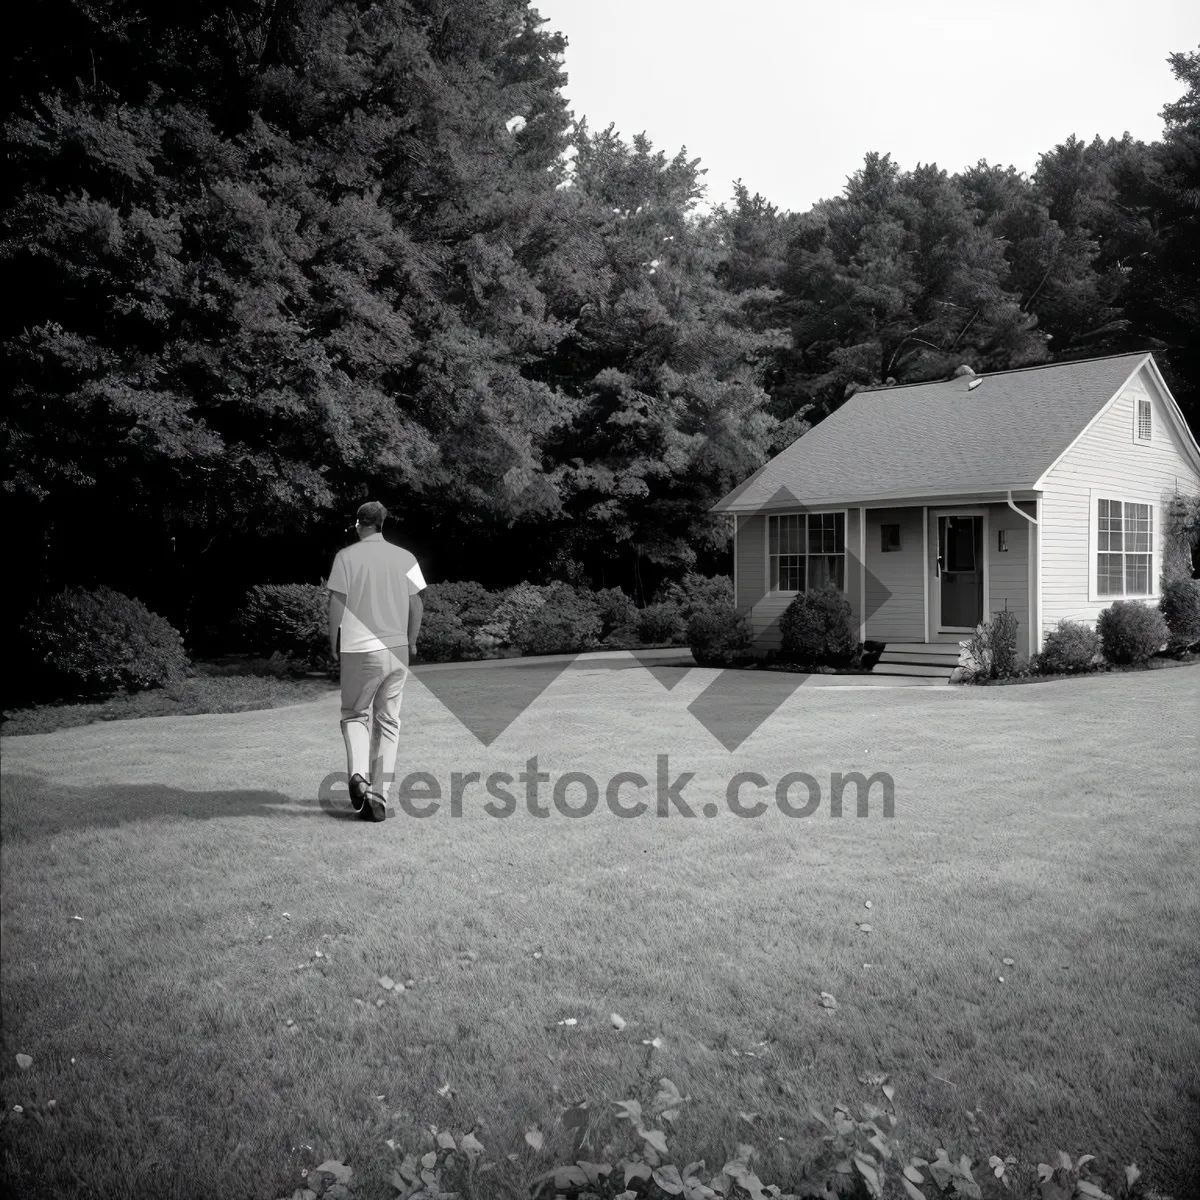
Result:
[4, 2, 1197, 647]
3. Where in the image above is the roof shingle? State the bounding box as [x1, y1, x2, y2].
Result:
[714, 352, 1151, 511]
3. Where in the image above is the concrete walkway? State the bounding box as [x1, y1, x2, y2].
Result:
[414, 647, 948, 686]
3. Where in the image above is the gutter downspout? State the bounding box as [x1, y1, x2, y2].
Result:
[1007, 491, 1040, 659]
[1006, 490, 1038, 525]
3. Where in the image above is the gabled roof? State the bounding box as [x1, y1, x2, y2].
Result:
[714, 351, 1177, 512]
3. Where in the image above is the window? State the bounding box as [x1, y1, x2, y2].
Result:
[1097, 499, 1152, 596]
[768, 512, 845, 592]
[1135, 398, 1152, 443]
[881, 523, 901, 552]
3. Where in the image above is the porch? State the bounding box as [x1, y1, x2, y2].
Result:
[734, 496, 1040, 663]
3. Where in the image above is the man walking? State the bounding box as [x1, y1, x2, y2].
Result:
[326, 501, 426, 822]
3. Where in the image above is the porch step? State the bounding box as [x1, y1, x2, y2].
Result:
[871, 642, 961, 679]
[871, 662, 957, 678]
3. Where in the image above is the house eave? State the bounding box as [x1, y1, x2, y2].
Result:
[713, 485, 1041, 514]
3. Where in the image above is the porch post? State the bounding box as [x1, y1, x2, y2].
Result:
[859, 506, 867, 643]
[921, 505, 929, 643]
[1032, 497, 1043, 654]
[731, 515, 738, 609]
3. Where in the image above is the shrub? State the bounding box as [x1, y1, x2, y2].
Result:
[957, 609, 1023, 681]
[238, 583, 330, 668]
[422, 580, 497, 631]
[23, 585, 190, 697]
[637, 601, 686, 645]
[957, 623, 993, 681]
[514, 582, 603, 655]
[489, 582, 546, 648]
[655, 572, 734, 623]
[413, 608, 475, 663]
[687, 605, 752, 666]
[1161, 491, 1200, 582]
[779, 583, 856, 666]
[1159, 577, 1200, 650]
[1038, 620, 1101, 674]
[990, 607, 1020, 678]
[594, 586, 639, 644]
[1097, 600, 1170, 665]
[421, 581, 499, 658]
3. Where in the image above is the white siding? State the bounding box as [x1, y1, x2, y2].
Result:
[864, 507, 925, 642]
[988, 502, 1032, 660]
[1040, 364, 1200, 633]
[736, 514, 766, 611]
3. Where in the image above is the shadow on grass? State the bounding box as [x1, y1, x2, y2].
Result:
[0, 772, 365, 843]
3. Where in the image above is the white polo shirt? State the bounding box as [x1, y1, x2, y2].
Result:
[326, 533, 427, 653]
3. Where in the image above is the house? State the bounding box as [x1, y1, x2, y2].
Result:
[712, 352, 1200, 668]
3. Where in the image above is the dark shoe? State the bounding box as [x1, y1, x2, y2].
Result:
[365, 790, 388, 823]
[349, 774, 369, 814]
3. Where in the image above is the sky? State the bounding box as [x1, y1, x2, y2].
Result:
[533, 0, 1199, 213]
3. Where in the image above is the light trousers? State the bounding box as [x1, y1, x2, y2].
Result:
[339, 648, 410, 795]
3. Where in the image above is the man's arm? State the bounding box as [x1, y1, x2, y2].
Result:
[328, 591, 346, 658]
[407, 590, 423, 651]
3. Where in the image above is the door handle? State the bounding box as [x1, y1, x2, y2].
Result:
[935, 554, 943, 577]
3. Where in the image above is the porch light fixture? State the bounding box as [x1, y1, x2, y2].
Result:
[998, 529, 1008, 552]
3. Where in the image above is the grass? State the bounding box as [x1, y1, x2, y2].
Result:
[1, 662, 1197, 1200]
[0, 663, 339, 737]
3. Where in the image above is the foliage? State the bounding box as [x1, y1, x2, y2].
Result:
[359, 1075, 1146, 1200]
[958, 609, 1022, 681]
[22, 585, 190, 698]
[4, 5, 1199, 618]
[1158, 577, 1200, 650]
[238, 583, 330, 668]
[957, 625, 994, 681]
[413, 608, 476, 665]
[595, 586, 640, 644]
[514, 582, 603, 655]
[990, 608, 1020, 678]
[489, 582, 548, 650]
[1037, 621, 1102, 674]
[655, 573, 736, 623]
[637, 602, 687, 646]
[423, 582, 499, 631]
[1097, 601, 1170, 665]
[687, 605, 753, 667]
[779, 583, 857, 667]
[1159, 492, 1200, 582]
[420, 581, 499, 660]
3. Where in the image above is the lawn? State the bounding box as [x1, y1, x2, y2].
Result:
[1, 661, 1197, 1200]
[0, 664, 340, 738]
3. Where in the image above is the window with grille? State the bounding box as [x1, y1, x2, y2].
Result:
[768, 512, 846, 592]
[1136, 399, 1152, 442]
[1097, 499, 1152, 596]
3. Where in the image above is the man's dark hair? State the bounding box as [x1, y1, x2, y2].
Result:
[357, 501, 388, 530]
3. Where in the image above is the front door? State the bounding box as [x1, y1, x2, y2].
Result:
[937, 515, 983, 630]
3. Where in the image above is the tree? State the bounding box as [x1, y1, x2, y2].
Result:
[530, 126, 787, 588]
[2, 0, 578, 627]
[773, 152, 1046, 417]
[1114, 47, 1200, 432]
